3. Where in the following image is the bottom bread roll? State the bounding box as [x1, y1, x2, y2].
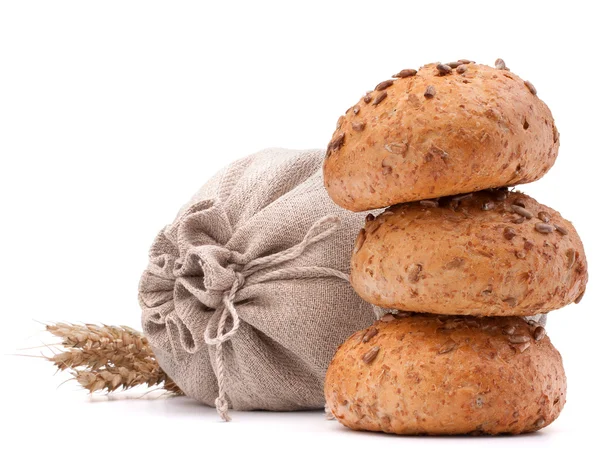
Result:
[325, 313, 566, 435]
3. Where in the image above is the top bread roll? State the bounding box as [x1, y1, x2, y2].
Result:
[323, 60, 559, 211]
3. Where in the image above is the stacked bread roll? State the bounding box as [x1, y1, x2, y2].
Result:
[322, 59, 588, 435]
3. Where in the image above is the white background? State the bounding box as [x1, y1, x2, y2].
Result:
[0, 1, 597, 457]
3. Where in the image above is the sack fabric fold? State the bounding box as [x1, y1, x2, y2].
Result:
[139, 148, 376, 420]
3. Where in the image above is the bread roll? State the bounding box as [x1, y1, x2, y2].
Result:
[323, 61, 559, 211]
[350, 189, 587, 316]
[325, 313, 566, 435]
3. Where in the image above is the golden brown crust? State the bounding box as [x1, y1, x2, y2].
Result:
[350, 190, 587, 316]
[324, 314, 566, 435]
[323, 62, 559, 211]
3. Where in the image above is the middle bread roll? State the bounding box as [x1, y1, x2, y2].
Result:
[351, 189, 587, 316]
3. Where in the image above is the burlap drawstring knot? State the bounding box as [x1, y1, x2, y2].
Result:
[203, 214, 350, 421]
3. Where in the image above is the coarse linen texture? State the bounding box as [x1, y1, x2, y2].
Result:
[139, 148, 375, 418]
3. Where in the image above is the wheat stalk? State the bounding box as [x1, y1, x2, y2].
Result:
[45, 323, 183, 396]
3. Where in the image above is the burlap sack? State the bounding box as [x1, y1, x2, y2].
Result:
[139, 148, 376, 420]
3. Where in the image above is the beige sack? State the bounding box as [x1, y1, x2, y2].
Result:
[139, 148, 376, 420]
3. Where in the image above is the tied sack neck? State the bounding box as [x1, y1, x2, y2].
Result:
[204, 214, 349, 421]
[141, 198, 350, 421]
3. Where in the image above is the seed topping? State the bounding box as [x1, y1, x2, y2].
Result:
[525, 80, 537, 95]
[535, 222, 554, 234]
[504, 227, 517, 240]
[513, 341, 531, 353]
[511, 205, 533, 219]
[375, 80, 394, 91]
[384, 141, 409, 156]
[352, 121, 366, 132]
[420, 200, 439, 208]
[436, 63, 452, 75]
[438, 339, 457, 354]
[363, 93, 373, 103]
[444, 257, 465, 269]
[456, 64, 468, 74]
[495, 58, 508, 70]
[393, 69, 417, 78]
[554, 224, 568, 235]
[566, 249, 576, 269]
[503, 325, 516, 335]
[327, 132, 345, 154]
[372, 91, 388, 105]
[362, 327, 379, 343]
[508, 334, 530, 344]
[424, 85, 436, 99]
[406, 263, 422, 283]
[482, 201, 495, 211]
[352, 105, 360, 115]
[533, 326, 546, 341]
[534, 417, 545, 428]
[537, 211, 551, 223]
[456, 64, 467, 75]
[362, 346, 380, 364]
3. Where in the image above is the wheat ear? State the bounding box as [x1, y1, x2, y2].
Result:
[45, 323, 182, 396]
